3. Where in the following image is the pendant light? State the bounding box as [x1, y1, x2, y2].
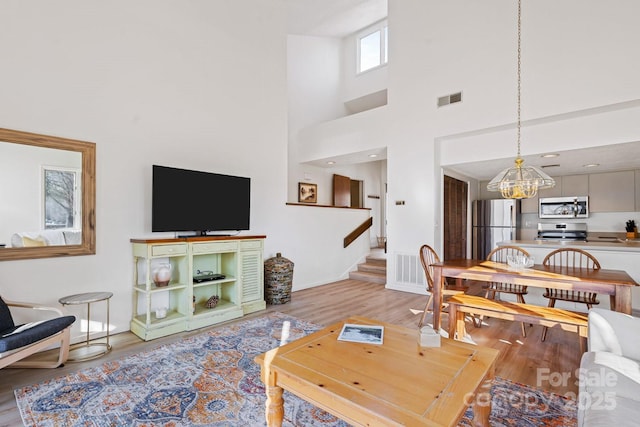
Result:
[487, 0, 555, 199]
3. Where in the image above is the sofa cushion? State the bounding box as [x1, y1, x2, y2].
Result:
[579, 351, 640, 426]
[580, 351, 640, 403]
[10, 230, 68, 247]
[588, 309, 640, 361]
[0, 297, 15, 334]
[63, 230, 82, 245]
[0, 316, 75, 352]
[580, 393, 640, 427]
[21, 236, 47, 247]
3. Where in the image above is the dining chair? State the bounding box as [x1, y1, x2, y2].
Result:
[418, 244, 468, 328]
[484, 245, 531, 336]
[541, 248, 601, 341]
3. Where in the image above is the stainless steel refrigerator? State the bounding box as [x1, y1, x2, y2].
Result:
[472, 199, 520, 260]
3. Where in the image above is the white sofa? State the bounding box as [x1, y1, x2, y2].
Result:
[579, 308, 640, 426]
[10, 230, 81, 247]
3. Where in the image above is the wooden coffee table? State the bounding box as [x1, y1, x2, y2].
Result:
[254, 316, 499, 426]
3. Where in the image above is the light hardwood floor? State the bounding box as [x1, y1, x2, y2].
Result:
[0, 279, 582, 426]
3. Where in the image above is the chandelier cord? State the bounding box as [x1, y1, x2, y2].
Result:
[485, 0, 555, 198]
[517, 0, 522, 159]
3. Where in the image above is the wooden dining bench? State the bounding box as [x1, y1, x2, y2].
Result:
[447, 294, 588, 352]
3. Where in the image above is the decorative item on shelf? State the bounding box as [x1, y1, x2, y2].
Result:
[155, 307, 167, 319]
[625, 220, 637, 239]
[206, 295, 219, 309]
[298, 182, 317, 203]
[152, 263, 172, 287]
[264, 252, 294, 305]
[486, 0, 555, 199]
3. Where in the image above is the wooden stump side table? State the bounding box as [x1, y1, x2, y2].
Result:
[58, 291, 113, 361]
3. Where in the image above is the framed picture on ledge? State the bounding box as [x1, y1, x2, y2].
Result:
[298, 182, 317, 203]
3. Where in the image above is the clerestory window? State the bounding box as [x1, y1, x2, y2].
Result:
[357, 21, 388, 74]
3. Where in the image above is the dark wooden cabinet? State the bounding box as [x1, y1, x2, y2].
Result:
[444, 176, 467, 260]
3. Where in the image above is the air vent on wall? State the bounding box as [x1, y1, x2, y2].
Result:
[395, 253, 425, 286]
[437, 92, 463, 108]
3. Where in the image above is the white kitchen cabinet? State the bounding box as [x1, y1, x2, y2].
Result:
[589, 171, 635, 212]
[130, 235, 266, 341]
[521, 195, 538, 214]
[560, 174, 589, 196]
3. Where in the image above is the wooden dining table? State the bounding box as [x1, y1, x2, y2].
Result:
[430, 259, 639, 332]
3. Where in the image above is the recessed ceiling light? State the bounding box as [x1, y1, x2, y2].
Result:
[368, 154, 378, 158]
[541, 153, 559, 158]
[326, 161, 335, 165]
[583, 163, 600, 168]
[541, 164, 560, 169]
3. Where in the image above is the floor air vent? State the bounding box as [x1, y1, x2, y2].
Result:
[395, 253, 425, 286]
[437, 92, 462, 107]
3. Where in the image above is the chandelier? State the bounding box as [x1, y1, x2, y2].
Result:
[487, 0, 555, 199]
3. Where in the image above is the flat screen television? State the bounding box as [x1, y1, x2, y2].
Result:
[152, 165, 250, 235]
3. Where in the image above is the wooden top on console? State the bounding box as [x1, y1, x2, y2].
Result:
[130, 235, 266, 244]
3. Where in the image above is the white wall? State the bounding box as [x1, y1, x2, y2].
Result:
[277, 205, 372, 289]
[287, 34, 347, 204]
[0, 0, 293, 342]
[287, 35, 347, 131]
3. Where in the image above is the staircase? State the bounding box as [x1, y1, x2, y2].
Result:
[349, 250, 387, 284]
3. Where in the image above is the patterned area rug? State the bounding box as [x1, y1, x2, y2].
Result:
[15, 312, 577, 426]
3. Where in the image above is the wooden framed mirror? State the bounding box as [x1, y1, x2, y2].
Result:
[0, 128, 96, 261]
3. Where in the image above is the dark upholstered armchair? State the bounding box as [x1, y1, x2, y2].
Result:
[0, 296, 75, 369]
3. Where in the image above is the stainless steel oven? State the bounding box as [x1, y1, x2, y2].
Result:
[537, 222, 588, 241]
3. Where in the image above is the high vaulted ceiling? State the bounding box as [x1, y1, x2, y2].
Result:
[286, 0, 387, 38]
[285, 1, 640, 179]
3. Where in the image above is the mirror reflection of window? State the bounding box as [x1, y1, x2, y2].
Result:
[43, 167, 80, 230]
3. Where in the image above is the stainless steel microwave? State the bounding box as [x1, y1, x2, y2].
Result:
[539, 196, 589, 219]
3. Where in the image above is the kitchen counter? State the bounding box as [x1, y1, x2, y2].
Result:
[500, 239, 640, 253]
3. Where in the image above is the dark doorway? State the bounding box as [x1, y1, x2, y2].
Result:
[350, 179, 363, 208]
[443, 175, 467, 260]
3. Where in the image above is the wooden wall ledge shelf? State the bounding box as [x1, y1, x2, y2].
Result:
[286, 202, 370, 210]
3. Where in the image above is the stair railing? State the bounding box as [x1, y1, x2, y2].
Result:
[343, 217, 373, 248]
